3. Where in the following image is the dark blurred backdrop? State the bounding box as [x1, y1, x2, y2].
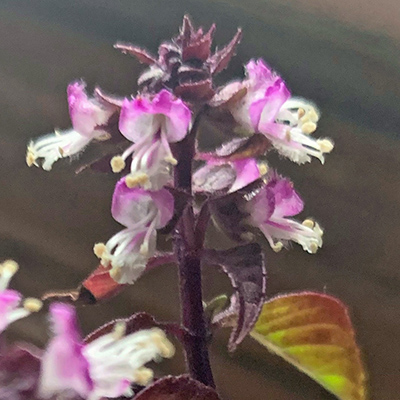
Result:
[0, 1, 399, 399]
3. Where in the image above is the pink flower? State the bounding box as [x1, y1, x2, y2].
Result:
[245, 173, 323, 253]
[94, 177, 174, 284]
[39, 303, 174, 400]
[226, 59, 334, 164]
[0, 260, 42, 334]
[111, 89, 191, 190]
[26, 81, 116, 171]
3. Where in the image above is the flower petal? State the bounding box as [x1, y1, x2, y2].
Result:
[267, 174, 304, 217]
[111, 178, 155, 228]
[153, 90, 191, 143]
[39, 303, 93, 398]
[67, 81, 113, 137]
[119, 97, 158, 142]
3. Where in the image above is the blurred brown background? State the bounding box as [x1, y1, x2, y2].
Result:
[0, 1, 399, 399]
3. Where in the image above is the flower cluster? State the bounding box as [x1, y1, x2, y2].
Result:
[25, 16, 333, 293]
[18, 15, 340, 399]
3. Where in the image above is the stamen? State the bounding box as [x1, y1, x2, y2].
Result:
[150, 328, 175, 358]
[271, 242, 283, 252]
[133, 367, 153, 385]
[111, 156, 126, 173]
[26, 149, 36, 167]
[302, 219, 315, 229]
[112, 322, 126, 339]
[125, 173, 149, 188]
[297, 108, 306, 118]
[309, 242, 319, 254]
[164, 155, 178, 166]
[258, 162, 269, 176]
[308, 107, 319, 122]
[23, 297, 43, 312]
[317, 139, 334, 153]
[93, 243, 107, 258]
[1, 259, 19, 276]
[0, 260, 19, 291]
[301, 121, 317, 135]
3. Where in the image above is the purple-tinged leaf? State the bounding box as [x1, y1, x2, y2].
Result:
[174, 79, 215, 102]
[193, 163, 236, 194]
[203, 243, 266, 351]
[208, 178, 265, 242]
[208, 29, 242, 75]
[209, 82, 247, 108]
[214, 135, 271, 162]
[182, 24, 216, 62]
[84, 312, 183, 344]
[94, 86, 124, 108]
[0, 346, 42, 400]
[177, 66, 210, 85]
[114, 43, 157, 65]
[134, 375, 222, 400]
[179, 15, 196, 47]
[251, 292, 367, 400]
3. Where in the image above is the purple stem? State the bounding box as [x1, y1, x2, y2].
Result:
[173, 113, 215, 387]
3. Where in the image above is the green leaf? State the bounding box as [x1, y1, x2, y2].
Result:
[251, 292, 367, 400]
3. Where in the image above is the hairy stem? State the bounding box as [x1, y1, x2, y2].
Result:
[173, 113, 215, 387]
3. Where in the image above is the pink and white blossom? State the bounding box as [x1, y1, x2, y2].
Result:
[94, 178, 174, 284]
[227, 59, 334, 164]
[0, 260, 42, 334]
[39, 303, 174, 400]
[111, 89, 191, 190]
[26, 81, 116, 171]
[245, 173, 323, 253]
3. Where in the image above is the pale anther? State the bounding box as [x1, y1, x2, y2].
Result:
[133, 367, 154, 386]
[297, 108, 306, 118]
[308, 107, 319, 122]
[309, 242, 319, 254]
[26, 150, 36, 167]
[1, 260, 19, 276]
[93, 243, 107, 258]
[150, 328, 175, 358]
[258, 163, 269, 176]
[302, 219, 315, 229]
[110, 156, 126, 173]
[23, 298, 43, 312]
[301, 121, 317, 135]
[164, 155, 178, 166]
[126, 173, 149, 188]
[112, 321, 126, 339]
[317, 139, 334, 153]
[272, 242, 283, 253]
